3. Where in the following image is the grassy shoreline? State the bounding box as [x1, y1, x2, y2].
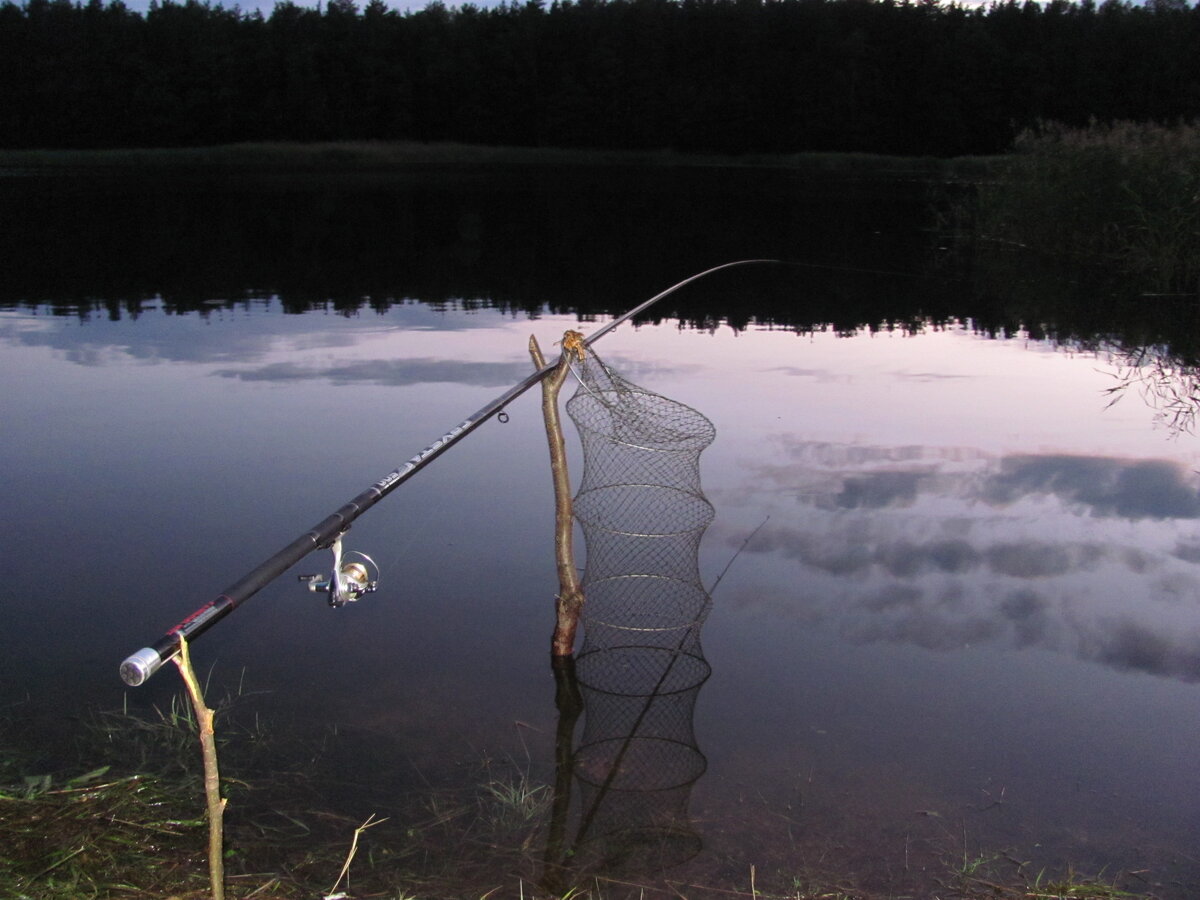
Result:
[1, 697, 1170, 900]
[0, 139, 1000, 182]
[0, 765, 1164, 900]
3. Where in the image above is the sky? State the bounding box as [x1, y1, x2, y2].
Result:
[121, 0, 472, 14]
[118, 0, 1000, 17]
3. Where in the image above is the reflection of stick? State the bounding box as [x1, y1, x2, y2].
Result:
[542, 655, 584, 891]
[170, 635, 226, 900]
[530, 334, 586, 657]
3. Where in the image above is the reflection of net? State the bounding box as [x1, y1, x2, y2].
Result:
[565, 350, 715, 876]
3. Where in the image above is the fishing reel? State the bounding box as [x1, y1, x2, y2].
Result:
[299, 535, 379, 608]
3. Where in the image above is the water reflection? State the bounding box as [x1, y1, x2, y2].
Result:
[0, 299, 502, 367]
[733, 437, 1200, 683]
[1106, 341, 1200, 438]
[4, 286, 1200, 893]
[215, 357, 531, 387]
[0, 168, 950, 338]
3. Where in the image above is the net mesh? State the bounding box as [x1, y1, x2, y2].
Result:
[563, 348, 716, 875]
[567, 351, 716, 653]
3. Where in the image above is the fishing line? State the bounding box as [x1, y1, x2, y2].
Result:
[771, 256, 957, 282]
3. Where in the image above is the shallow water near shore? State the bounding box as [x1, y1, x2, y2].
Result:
[2, 165, 1198, 897]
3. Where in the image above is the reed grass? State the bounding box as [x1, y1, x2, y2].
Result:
[968, 120, 1200, 294]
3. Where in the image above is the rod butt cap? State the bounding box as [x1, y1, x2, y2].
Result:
[120, 648, 163, 686]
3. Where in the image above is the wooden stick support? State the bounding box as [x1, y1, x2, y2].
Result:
[171, 635, 227, 900]
[529, 333, 585, 657]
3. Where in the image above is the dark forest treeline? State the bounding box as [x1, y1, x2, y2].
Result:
[1, 0, 1199, 156]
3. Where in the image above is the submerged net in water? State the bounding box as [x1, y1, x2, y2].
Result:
[563, 347, 716, 875]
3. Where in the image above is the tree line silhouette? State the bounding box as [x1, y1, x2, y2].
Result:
[1, 0, 1198, 155]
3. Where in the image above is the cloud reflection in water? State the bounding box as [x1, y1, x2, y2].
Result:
[214, 357, 530, 387]
[731, 439, 1200, 683]
[985, 454, 1200, 519]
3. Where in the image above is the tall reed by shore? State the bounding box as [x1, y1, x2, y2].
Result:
[972, 121, 1200, 294]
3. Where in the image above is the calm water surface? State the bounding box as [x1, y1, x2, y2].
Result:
[1, 169, 1198, 898]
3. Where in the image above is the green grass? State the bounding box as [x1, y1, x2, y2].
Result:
[0, 693, 1176, 900]
[0, 765, 1167, 900]
[481, 773, 552, 827]
[0, 765, 210, 899]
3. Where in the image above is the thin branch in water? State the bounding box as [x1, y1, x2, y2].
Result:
[326, 813, 388, 900]
[710, 516, 770, 595]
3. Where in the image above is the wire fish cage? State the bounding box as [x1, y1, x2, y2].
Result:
[567, 351, 716, 653]
[564, 348, 716, 875]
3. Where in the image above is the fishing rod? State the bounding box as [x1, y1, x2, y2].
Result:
[119, 259, 778, 687]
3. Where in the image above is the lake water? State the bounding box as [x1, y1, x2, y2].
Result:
[2, 167, 1198, 898]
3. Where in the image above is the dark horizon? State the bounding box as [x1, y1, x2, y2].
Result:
[2, 0, 1198, 156]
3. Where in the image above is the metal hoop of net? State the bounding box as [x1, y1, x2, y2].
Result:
[564, 347, 716, 875]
